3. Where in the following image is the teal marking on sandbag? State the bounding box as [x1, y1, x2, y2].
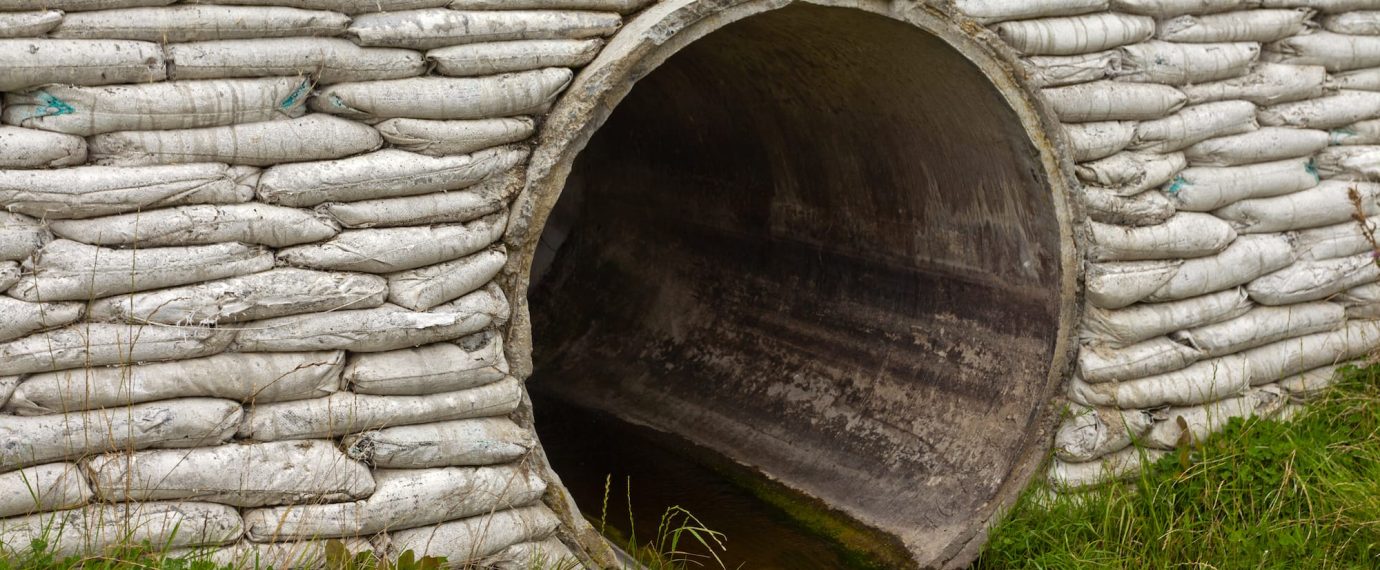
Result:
[1330, 128, 1356, 145]
[33, 92, 74, 118]
[1165, 175, 1186, 195]
[1305, 159, 1320, 182]
[279, 80, 312, 110]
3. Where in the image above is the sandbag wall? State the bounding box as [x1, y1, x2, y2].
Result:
[0, 0, 648, 566]
[951, 0, 1380, 489]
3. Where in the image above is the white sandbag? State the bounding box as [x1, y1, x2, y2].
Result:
[1116, 41, 1260, 85]
[0, 376, 18, 408]
[171, 539, 374, 569]
[1332, 119, 1380, 145]
[0, 163, 256, 220]
[88, 114, 382, 167]
[1314, 145, 1380, 180]
[167, 38, 426, 84]
[0, 0, 175, 10]
[1078, 336, 1202, 383]
[390, 505, 559, 562]
[1021, 50, 1121, 88]
[1174, 303, 1346, 358]
[0, 262, 17, 292]
[0, 297, 84, 343]
[1164, 157, 1318, 211]
[1144, 387, 1286, 449]
[1258, 90, 1380, 129]
[1322, 11, 1380, 35]
[85, 441, 374, 508]
[1330, 67, 1380, 92]
[200, 0, 449, 13]
[1086, 259, 1183, 309]
[1072, 354, 1251, 409]
[1145, 233, 1296, 302]
[343, 417, 533, 468]
[1047, 447, 1167, 489]
[0, 39, 165, 91]
[0, 126, 87, 169]
[388, 247, 506, 311]
[0, 463, 91, 519]
[1082, 287, 1251, 347]
[322, 170, 518, 229]
[1182, 126, 1328, 166]
[993, 13, 1153, 56]
[1156, 9, 1311, 43]
[430, 38, 601, 76]
[1338, 281, 1380, 307]
[0, 324, 235, 377]
[242, 464, 545, 540]
[1129, 101, 1258, 153]
[1111, 0, 1259, 16]
[1054, 405, 1155, 462]
[1087, 212, 1236, 261]
[1076, 151, 1186, 196]
[1242, 319, 1380, 385]
[1215, 180, 1380, 233]
[481, 538, 584, 570]
[0, 502, 241, 558]
[278, 213, 506, 273]
[258, 146, 526, 207]
[8, 240, 274, 302]
[951, 0, 1108, 24]
[450, 0, 651, 12]
[376, 117, 534, 157]
[49, 204, 338, 248]
[0, 11, 61, 38]
[344, 332, 508, 396]
[1043, 81, 1187, 122]
[239, 377, 521, 442]
[1181, 62, 1327, 105]
[231, 289, 504, 353]
[310, 68, 573, 121]
[1080, 187, 1176, 227]
[89, 269, 385, 326]
[1265, 31, 1380, 72]
[1278, 364, 1342, 400]
[0, 212, 43, 262]
[1063, 121, 1135, 162]
[5, 351, 342, 416]
[1295, 216, 1380, 260]
[0, 399, 242, 470]
[1259, 0, 1375, 12]
[2, 78, 311, 136]
[50, 6, 349, 42]
[348, 10, 620, 50]
[1247, 254, 1380, 304]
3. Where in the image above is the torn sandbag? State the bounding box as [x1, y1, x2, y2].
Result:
[1246, 253, 1380, 305]
[1063, 121, 1136, 162]
[1054, 404, 1155, 462]
[1042, 80, 1188, 122]
[0, 399, 242, 470]
[4, 351, 343, 416]
[1174, 302, 1347, 357]
[0, 324, 235, 376]
[166, 38, 426, 83]
[2, 78, 312, 136]
[1087, 212, 1236, 262]
[343, 417, 533, 468]
[0, 502, 242, 559]
[1116, 41, 1260, 85]
[388, 505, 560, 562]
[348, 10, 620, 50]
[85, 440, 374, 507]
[1079, 187, 1176, 227]
[0, 38, 165, 91]
[376, 117, 535, 157]
[277, 213, 506, 273]
[1021, 50, 1121, 88]
[1164, 157, 1318, 211]
[1257, 89, 1380, 129]
[0, 297, 84, 343]
[993, 13, 1153, 56]
[1082, 287, 1251, 347]
[87, 114, 383, 167]
[0, 463, 91, 519]
[388, 247, 507, 311]
[49, 204, 339, 248]
[1180, 62, 1326, 105]
[1143, 387, 1286, 448]
[1264, 31, 1380, 72]
[88, 269, 386, 326]
[429, 39, 602, 76]
[1145, 233, 1296, 302]
[344, 332, 508, 396]
[49, 5, 349, 42]
[0, 126, 87, 169]
[241, 464, 544, 540]
[8, 240, 274, 302]
[1128, 100, 1258, 153]
[1085, 259, 1183, 309]
[309, 68, 573, 121]
[1155, 9, 1311, 43]
[1214, 180, 1380, 233]
[1078, 336, 1202, 383]
[0, 163, 256, 219]
[257, 146, 526, 207]
[1076, 151, 1186, 196]
[1071, 354, 1251, 409]
[1182, 126, 1328, 166]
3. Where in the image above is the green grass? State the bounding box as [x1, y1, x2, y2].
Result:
[975, 363, 1380, 570]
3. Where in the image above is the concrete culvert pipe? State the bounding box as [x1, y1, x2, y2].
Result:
[508, 2, 1080, 568]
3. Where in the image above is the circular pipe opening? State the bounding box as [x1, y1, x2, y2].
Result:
[512, 2, 1079, 567]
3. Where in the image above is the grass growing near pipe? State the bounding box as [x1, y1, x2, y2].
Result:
[975, 363, 1380, 570]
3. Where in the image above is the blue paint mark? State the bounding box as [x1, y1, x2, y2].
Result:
[32, 91, 73, 118]
[279, 80, 312, 110]
[1330, 128, 1356, 145]
[1165, 175, 1186, 195]
[1305, 159, 1320, 182]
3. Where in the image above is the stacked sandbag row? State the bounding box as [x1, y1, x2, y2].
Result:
[0, 1, 650, 567]
[956, 0, 1380, 490]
